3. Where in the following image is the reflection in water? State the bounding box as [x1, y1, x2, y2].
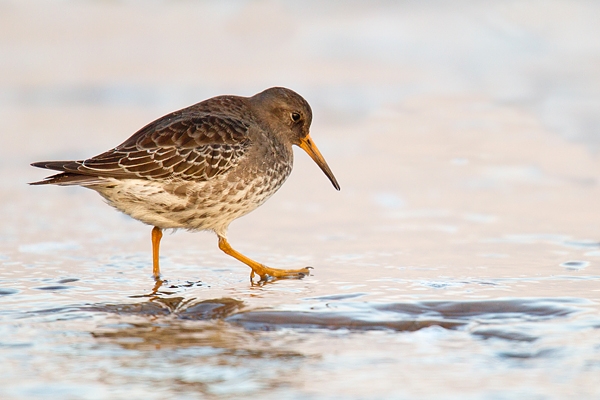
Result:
[91, 297, 305, 397]
[92, 321, 305, 397]
[86, 294, 587, 340]
[95, 297, 245, 320]
[6, 258, 600, 397]
[67, 294, 594, 397]
[9, 294, 597, 399]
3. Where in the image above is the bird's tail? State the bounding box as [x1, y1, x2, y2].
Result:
[29, 161, 103, 186]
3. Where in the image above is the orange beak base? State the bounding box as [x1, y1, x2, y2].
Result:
[298, 135, 340, 191]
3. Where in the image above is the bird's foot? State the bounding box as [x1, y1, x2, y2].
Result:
[250, 265, 312, 282]
[217, 236, 312, 283]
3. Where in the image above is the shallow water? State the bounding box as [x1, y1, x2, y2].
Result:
[2, 1, 600, 399]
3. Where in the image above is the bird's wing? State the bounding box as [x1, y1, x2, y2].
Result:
[35, 113, 253, 182]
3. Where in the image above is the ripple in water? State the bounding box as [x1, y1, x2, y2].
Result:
[560, 260, 589, 270]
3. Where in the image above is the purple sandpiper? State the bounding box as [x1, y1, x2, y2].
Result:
[31, 87, 340, 281]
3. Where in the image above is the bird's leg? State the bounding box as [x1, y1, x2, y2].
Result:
[151, 227, 163, 280]
[217, 235, 311, 281]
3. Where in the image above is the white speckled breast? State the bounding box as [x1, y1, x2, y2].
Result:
[93, 148, 293, 237]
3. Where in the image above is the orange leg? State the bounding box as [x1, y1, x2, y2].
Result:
[217, 235, 310, 281]
[151, 227, 163, 280]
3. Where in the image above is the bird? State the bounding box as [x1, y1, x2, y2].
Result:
[30, 87, 340, 282]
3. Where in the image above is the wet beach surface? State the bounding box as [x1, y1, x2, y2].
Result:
[2, 1, 600, 399]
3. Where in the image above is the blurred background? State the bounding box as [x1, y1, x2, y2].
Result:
[1, 1, 600, 399]
[4, 1, 600, 157]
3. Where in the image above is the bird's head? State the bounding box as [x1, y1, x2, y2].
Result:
[251, 87, 340, 191]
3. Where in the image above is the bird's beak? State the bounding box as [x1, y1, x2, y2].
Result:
[298, 134, 340, 191]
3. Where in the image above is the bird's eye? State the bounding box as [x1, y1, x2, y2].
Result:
[291, 112, 301, 123]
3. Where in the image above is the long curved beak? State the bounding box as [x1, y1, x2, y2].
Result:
[298, 134, 340, 191]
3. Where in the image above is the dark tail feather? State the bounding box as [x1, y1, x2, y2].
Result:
[29, 172, 95, 186]
[29, 172, 104, 186]
[30, 160, 78, 172]
[30, 161, 102, 186]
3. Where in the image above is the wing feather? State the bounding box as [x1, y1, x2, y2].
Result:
[31, 96, 255, 185]
[69, 123, 249, 182]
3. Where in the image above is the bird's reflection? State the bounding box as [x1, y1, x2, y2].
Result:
[91, 291, 305, 395]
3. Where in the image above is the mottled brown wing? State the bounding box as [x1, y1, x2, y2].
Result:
[58, 113, 252, 182]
